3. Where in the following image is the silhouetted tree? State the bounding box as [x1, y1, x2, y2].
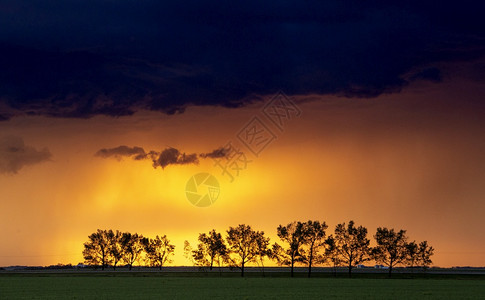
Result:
[107, 230, 123, 270]
[405, 241, 419, 272]
[226, 224, 261, 277]
[192, 229, 228, 271]
[83, 229, 112, 270]
[183, 240, 195, 266]
[324, 235, 341, 277]
[372, 227, 408, 277]
[334, 220, 370, 277]
[121, 232, 143, 270]
[417, 241, 434, 270]
[143, 235, 175, 270]
[81, 223, 436, 275]
[254, 231, 271, 276]
[270, 242, 285, 263]
[301, 220, 328, 277]
[276, 221, 305, 277]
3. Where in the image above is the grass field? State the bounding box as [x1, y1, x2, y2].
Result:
[1, 272, 485, 299]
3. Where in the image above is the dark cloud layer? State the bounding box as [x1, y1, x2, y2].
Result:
[1, 1, 485, 119]
[96, 145, 228, 169]
[0, 136, 52, 174]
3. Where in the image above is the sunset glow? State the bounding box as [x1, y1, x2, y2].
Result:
[1, 1, 485, 271]
[1, 78, 485, 268]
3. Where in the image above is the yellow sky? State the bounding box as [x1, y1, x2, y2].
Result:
[1, 79, 484, 268]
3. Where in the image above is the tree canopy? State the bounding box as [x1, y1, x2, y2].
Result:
[81, 222, 434, 276]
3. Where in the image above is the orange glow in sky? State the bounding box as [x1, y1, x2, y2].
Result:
[1, 79, 485, 268]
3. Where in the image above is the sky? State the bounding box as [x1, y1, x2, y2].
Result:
[1, 1, 485, 267]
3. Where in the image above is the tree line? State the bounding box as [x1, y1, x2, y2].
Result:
[83, 220, 434, 277]
[83, 230, 175, 271]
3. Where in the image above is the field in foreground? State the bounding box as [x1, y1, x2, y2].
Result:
[1, 273, 485, 299]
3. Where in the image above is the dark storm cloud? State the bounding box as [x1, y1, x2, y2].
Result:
[0, 136, 52, 174]
[200, 146, 230, 159]
[152, 148, 199, 169]
[95, 146, 147, 160]
[409, 68, 442, 83]
[1, 1, 485, 120]
[95, 145, 228, 169]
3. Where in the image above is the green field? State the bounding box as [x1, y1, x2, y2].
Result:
[1, 273, 485, 299]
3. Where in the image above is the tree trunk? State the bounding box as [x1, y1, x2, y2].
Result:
[210, 257, 213, 271]
[348, 263, 352, 278]
[291, 258, 294, 277]
[308, 245, 313, 278]
[388, 265, 393, 278]
[308, 256, 313, 278]
[129, 264, 132, 271]
[241, 262, 245, 277]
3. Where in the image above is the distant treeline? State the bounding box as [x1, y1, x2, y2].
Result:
[83, 220, 434, 277]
